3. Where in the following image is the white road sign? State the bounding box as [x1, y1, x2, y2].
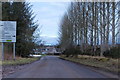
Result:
[0, 21, 16, 42]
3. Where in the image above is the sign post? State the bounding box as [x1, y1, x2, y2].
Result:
[2, 43, 4, 61]
[13, 42, 16, 60]
[0, 21, 16, 60]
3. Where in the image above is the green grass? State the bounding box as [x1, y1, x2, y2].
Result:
[41, 54, 47, 56]
[60, 55, 119, 73]
[0, 57, 40, 66]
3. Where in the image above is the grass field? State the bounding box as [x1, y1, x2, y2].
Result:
[0, 57, 40, 66]
[60, 55, 119, 73]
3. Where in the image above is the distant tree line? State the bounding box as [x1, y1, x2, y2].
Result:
[59, 2, 120, 58]
[2, 1, 40, 57]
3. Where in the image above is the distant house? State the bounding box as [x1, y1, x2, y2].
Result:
[41, 46, 57, 54]
[33, 49, 41, 54]
[41, 46, 61, 55]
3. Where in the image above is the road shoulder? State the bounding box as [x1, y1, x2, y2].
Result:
[59, 57, 119, 78]
[2, 57, 41, 78]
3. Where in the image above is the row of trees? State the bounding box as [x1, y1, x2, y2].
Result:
[59, 2, 120, 57]
[2, 1, 40, 57]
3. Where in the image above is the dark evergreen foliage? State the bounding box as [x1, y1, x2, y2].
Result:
[2, 2, 39, 57]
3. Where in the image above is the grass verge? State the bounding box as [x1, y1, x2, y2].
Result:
[0, 57, 40, 66]
[60, 55, 119, 74]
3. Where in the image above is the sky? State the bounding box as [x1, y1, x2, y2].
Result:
[30, 2, 70, 45]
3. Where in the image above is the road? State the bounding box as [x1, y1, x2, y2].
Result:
[6, 56, 118, 78]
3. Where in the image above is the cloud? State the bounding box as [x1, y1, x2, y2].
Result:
[32, 2, 68, 17]
[40, 34, 58, 38]
[40, 35, 58, 45]
[30, 2, 69, 45]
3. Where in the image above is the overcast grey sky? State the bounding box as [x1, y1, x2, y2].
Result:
[31, 2, 70, 45]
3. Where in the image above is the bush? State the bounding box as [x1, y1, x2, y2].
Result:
[62, 46, 82, 57]
[103, 46, 120, 58]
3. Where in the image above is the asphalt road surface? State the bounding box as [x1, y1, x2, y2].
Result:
[6, 56, 118, 78]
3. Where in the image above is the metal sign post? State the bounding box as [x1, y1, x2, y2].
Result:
[2, 43, 4, 61]
[13, 42, 16, 60]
